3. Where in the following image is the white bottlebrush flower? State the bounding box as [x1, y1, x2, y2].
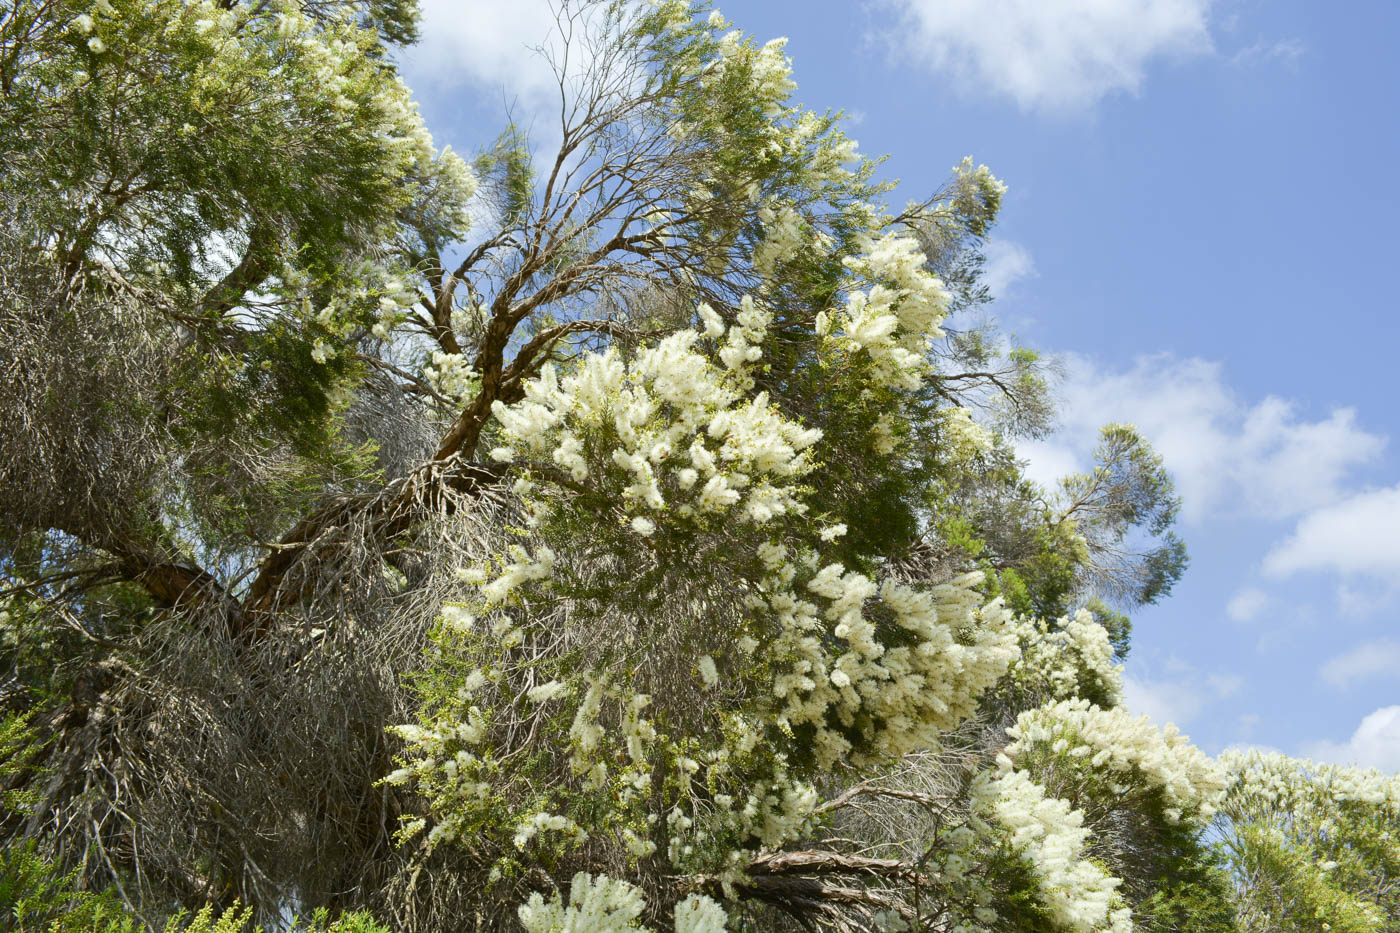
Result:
[527, 680, 569, 704]
[517, 873, 647, 933]
[674, 894, 729, 933]
[697, 654, 718, 687]
[439, 604, 475, 633]
[974, 768, 1128, 932]
[630, 516, 655, 537]
[1005, 697, 1227, 827]
[87, 36, 106, 53]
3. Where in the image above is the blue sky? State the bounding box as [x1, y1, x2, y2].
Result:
[396, 0, 1400, 771]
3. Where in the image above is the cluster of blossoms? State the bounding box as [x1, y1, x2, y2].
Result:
[936, 406, 996, 457]
[1219, 748, 1400, 874]
[1004, 698, 1228, 826]
[706, 30, 797, 123]
[1220, 749, 1400, 818]
[294, 266, 429, 369]
[705, 296, 773, 380]
[478, 337, 1022, 767]
[662, 7, 799, 160]
[1004, 611, 1125, 706]
[944, 157, 1009, 232]
[971, 769, 1133, 933]
[820, 232, 952, 394]
[488, 322, 819, 534]
[70, 0, 117, 57]
[382, 696, 495, 850]
[423, 351, 479, 404]
[517, 872, 728, 933]
[765, 562, 1018, 768]
[751, 201, 807, 277]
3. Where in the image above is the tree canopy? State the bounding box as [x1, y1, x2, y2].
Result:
[0, 1, 1395, 931]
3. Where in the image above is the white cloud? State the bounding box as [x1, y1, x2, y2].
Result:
[981, 238, 1036, 299]
[1016, 437, 1081, 493]
[1226, 586, 1268, 622]
[1263, 485, 1400, 581]
[1335, 580, 1400, 618]
[1123, 674, 1205, 728]
[878, 0, 1213, 112]
[1319, 639, 1400, 689]
[1124, 656, 1260, 734]
[1223, 741, 1282, 757]
[1304, 706, 1400, 773]
[1230, 37, 1305, 69]
[1208, 673, 1243, 698]
[401, 0, 577, 107]
[1024, 354, 1385, 524]
[1235, 712, 1261, 740]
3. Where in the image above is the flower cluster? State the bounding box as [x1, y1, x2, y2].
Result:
[517, 872, 728, 933]
[1220, 750, 1400, 816]
[707, 31, 797, 121]
[1005, 698, 1227, 826]
[424, 351, 479, 404]
[488, 325, 820, 535]
[1218, 750, 1399, 928]
[972, 769, 1133, 933]
[1004, 611, 1124, 707]
[822, 232, 951, 393]
[765, 564, 1019, 768]
[751, 202, 807, 277]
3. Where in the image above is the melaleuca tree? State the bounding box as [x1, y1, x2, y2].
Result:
[1217, 752, 1400, 932]
[0, 0, 474, 922]
[0, 1, 1323, 931]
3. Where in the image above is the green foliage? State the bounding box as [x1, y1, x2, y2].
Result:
[1058, 424, 1188, 607]
[0, 841, 391, 932]
[474, 124, 537, 232]
[0, 843, 140, 932]
[0, 712, 44, 821]
[1135, 849, 1239, 933]
[1229, 823, 1382, 933]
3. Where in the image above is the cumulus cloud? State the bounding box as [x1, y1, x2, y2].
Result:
[1263, 484, 1400, 581]
[1122, 674, 1205, 729]
[877, 0, 1213, 112]
[400, 0, 579, 106]
[1226, 586, 1268, 622]
[1319, 639, 1400, 689]
[1304, 706, 1400, 773]
[980, 238, 1037, 299]
[1122, 664, 1241, 729]
[1022, 354, 1385, 524]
